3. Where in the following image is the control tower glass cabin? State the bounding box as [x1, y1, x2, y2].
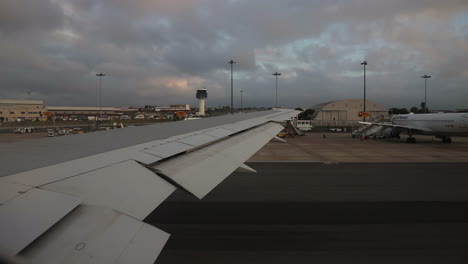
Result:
[196, 89, 207, 116]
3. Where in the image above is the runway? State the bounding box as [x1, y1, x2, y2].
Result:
[147, 162, 468, 264]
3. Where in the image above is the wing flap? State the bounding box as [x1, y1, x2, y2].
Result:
[175, 134, 219, 147]
[201, 128, 235, 138]
[0, 182, 31, 204]
[141, 141, 192, 158]
[40, 160, 176, 221]
[116, 223, 169, 264]
[152, 122, 284, 199]
[0, 188, 81, 255]
[19, 205, 170, 264]
[0, 148, 162, 187]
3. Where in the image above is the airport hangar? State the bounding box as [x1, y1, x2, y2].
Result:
[309, 99, 389, 126]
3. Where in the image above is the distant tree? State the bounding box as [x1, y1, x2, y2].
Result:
[388, 108, 410, 115]
[399, 108, 409, 114]
[389, 108, 406, 115]
[410, 106, 418, 113]
[142, 105, 155, 112]
[298, 109, 315, 120]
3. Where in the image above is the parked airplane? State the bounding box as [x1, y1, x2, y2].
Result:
[0, 109, 299, 264]
[360, 112, 468, 143]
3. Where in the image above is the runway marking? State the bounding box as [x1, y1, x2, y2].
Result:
[248, 161, 323, 163]
[248, 161, 340, 165]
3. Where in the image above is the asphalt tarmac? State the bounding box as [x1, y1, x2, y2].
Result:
[146, 162, 468, 264]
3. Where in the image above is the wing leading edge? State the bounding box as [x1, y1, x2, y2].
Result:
[0, 109, 299, 263]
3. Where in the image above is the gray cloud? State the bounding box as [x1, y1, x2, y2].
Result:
[0, 0, 467, 110]
[0, 0, 64, 35]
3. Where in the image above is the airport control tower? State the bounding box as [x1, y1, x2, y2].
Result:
[196, 88, 207, 116]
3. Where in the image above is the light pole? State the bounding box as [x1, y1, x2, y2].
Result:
[360, 61, 367, 122]
[272, 72, 282, 108]
[240, 89, 243, 113]
[421, 75, 431, 113]
[96, 72, 106, 126]
[228, 60, 236, 114]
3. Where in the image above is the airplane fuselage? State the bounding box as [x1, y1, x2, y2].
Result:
[392, 113, 468, 137]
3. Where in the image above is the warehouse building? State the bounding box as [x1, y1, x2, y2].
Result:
[0, 100, 47, 122]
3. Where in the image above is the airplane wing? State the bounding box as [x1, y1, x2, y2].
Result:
[358, 121, 433, 134]
[0, 109, 299, 264]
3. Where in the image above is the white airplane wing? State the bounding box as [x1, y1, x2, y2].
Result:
[0, 109, 299, 264]
[358, 121, 433, 133]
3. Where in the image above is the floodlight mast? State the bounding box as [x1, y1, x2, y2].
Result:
[228, 60, 236, 114]
[421, 75, 431, 113]
[240, 90, 243, 113]
[360, 61, 367, 122]
[272, 72, 282, 108]
[96, 72, 106, 126]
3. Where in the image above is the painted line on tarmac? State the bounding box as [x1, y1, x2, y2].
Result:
[248, 160, 340, 164]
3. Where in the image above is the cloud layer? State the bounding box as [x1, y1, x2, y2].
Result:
[1, 0, 467, 109]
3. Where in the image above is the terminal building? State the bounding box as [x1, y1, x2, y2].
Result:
[0, 100, 120, 122]
[46, 106, 119, 120]
[0, 99, 192, 122]
[150, 104, 191, 112]
[0, 100, 47, 122]
[310, 99, 388, 126]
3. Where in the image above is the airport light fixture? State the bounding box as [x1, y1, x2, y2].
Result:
[421, 75, 431, 114]
[228, 60, 236, 114]
[240, 89, 243, 114]
[272, 72, 282, 108]
[360, 61, 367, 121]
[96, 72, 106, 125]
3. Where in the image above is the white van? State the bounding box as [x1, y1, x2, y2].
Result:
[296, 120, 313, 131]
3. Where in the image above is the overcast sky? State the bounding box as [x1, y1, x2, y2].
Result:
[1, 0, 467, 110]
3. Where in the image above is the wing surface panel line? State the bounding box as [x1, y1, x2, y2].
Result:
[35, 159, 136, 188]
